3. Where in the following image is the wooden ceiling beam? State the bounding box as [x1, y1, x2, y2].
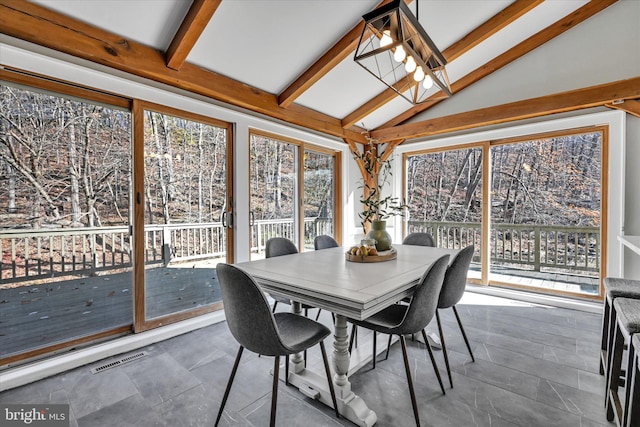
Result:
[378, 0, 618, 129]
[277, 0, 401, 108]
[341, 0, 544, 129]
[0, 0, 366, 142]
[166, 0, 222, 71]
[370, 77, 640, 142]
[606, 99, 640, 118]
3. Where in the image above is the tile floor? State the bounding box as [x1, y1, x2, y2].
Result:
[0, 292, 610, 427]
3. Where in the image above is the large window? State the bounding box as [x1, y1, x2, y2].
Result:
[404, 128, 605, 298]
[405, 146, 483, 281]
[249, 131, 340, 258]
[0, 80, 133, 364]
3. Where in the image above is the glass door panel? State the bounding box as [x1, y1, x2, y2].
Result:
[303, 149, 336, 250]
[489, 132, 602, 296]
[0, 83, 132, 365]
[249, 132, 299, 260]
[405, 147, 483, 281]
[141, 109, 231, 325]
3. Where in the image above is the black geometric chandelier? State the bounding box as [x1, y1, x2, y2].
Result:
[354, 0, 452, 104]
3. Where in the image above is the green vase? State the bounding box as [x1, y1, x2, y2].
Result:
[366, 220, 392, 251]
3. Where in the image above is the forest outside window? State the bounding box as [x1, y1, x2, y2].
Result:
[404, 127, 605, 299]
[0, 79, 133, 366]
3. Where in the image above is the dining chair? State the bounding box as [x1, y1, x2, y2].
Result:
[402, 232, 436, 247]
[371, 231, 438, 359]
[265, 237, 319, 363]
[314, 235, 339, 250]
[347, 254, 450, 427]
[435, 244, 476, 388]
[214, 263, 339, 427]
[313, 235, 338, 322]
[265, 237, 313, 317]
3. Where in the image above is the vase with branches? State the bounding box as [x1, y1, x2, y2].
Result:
[349, 136, 406, 251]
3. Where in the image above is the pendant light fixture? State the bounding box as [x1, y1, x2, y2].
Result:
[354, 0, 452, 104]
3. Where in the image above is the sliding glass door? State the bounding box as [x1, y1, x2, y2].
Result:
[0, 80, 133, 365]
[136, 102, 233, 331]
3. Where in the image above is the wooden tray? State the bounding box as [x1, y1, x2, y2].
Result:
[346, 248, 397, 263]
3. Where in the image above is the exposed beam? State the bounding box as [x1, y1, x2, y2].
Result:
[166, 0, 221, 71]
[378, 0, 618, 129]
[370, 77, 640, 142]
[277, 0, 400, 108]
[0, 0, 366, 142]
[341, 0, 544, 129]
[606, 99, 640, 118]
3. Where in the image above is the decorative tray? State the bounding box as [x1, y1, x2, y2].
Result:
[346, 247, 397, 263]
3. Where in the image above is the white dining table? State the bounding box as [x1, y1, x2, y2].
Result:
[235, 244, 459, 427]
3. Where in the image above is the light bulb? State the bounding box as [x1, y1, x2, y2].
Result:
[393, 45, 406, 63]
[423, 74, 433, 89]
[404, 56, 417, 73]
[380, 30, 392, 48]
[413, 67, 425, 82]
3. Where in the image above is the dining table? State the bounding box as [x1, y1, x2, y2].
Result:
[235, 243, 459, 427]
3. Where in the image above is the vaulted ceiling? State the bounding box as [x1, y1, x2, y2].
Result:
[1, 0, 639, 145]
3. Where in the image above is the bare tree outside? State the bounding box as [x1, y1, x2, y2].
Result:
[405, 132, 602, 295]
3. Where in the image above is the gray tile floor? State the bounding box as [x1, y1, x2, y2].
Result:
[0, 293, 610, 427]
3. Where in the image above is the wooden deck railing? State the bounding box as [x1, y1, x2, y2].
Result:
[1, 218, 333, 283]
[408, 220, 600, 275]
[1, 219, 597, 283]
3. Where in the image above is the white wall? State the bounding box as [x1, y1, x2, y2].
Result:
[624, 115, 640, 279]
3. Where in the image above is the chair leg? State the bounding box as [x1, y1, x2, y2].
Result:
[606, 320, 624, 421]
[319, 341, 340, 419]
[453, 306, 475, 362]
[315, 308, 322, 321]
[399, 335, 421, 427]
[349, 324, 357, 353]
[270, 356, 280, 427]
[421, 329, 446, 395]
[600, 296, 611, 375]
[623, 336, 637, 427]
[285, 355, 289, 386]
[384, 334, 392, 361]
[436, 310, 453, 388]
[372, 331, 377, 369]
[215, 346, 244, 427]
[272, 301, 278, 313]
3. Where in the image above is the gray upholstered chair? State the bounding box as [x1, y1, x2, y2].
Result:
[313, 235, 338, 322]
[350, 231, 438, 361]
[266, 237, 319, 317]
[370, 230, 437, 357]
[403, 232, 435, 247]
[314, 235, 339, 250]
[435, 244, 475, 388]
[214, 263, 339, 427]
[347, 255, 450, 427]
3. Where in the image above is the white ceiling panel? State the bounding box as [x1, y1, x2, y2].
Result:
[188, 0, 379, 94]
[31, 0, 190, 50]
